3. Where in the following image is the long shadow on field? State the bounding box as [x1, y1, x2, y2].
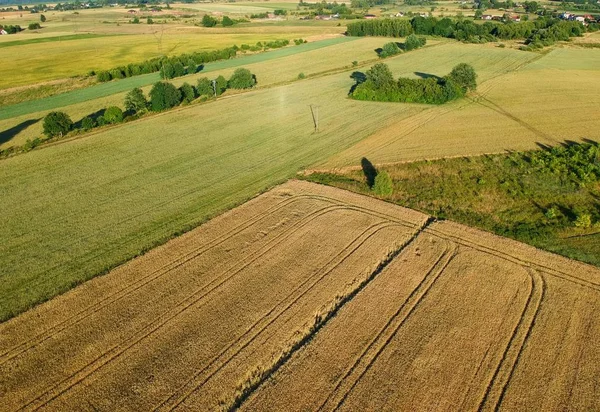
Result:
[414, 72, 442, 81]
[361, 157, 377, 188]
[349, 71, 366, 95]
[0, 118, 40, 145]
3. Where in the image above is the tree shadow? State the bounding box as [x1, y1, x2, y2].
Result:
[349, 71, 366, 95]
[414, 72, 442, 81]
[74, 108, 106, 129]
[0, 118, 40, 145]
[361, 157, 377, 188]
[196, 64, 204, 73]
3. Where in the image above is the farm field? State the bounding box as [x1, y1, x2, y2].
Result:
[2, 180, 598, 411]
[320, 47, 600, 168]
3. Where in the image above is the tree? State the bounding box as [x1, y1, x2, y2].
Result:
[222, 15, 234, 26]
[43, 111, 72, 138]
[196, 77, 213, 97]
[149, 81, 182, 111]
[523, 1, 539, 13]
[172, 62, 185, 77]
[215, 75, 228, 95]
[160, 62, 174, 79]
[81, 116, 95, 131]
[40, 14, 46, 22]
[379, 42, 401, 58]
[147, 16, 154, 24]
[474, 9, 483, 19]
[373, 171, 393, 196]
[202, 14, 218, 27]
[131, 16, 139, 24]
[186, 58, 197, 74]
[179, 82, 196, 103]
[228, 68, 256, 89]
[104, 106, 124, 124]
[404, 33, 426, 51]
[447, 63, 477, 92]
[28, 22, 41, 30]
[97, 71, 111, 82]
[124, 87, 148, 113]
[366, 63, 395, 89]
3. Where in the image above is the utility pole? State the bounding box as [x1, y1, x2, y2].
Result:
[309, 104, 319, 132]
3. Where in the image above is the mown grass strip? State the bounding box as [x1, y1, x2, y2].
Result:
[0, 33, 122, 49]
[0, 36, 357, 121]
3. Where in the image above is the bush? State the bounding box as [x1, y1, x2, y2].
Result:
[196, 77, 213, 97]
[103, 106, 124, 124]
[373, 171, 394, 196]
[28, 22, 41, 30]
[149, 81, 182, 111]
[172, 62, 185, 77]
[81, 116, 96, 131]
[124, 87, 148, 113]
[575, 212, 592, 228]
[215, 75, 228, 95]
[404, 34, 426, 51]
[43, 111, 72, 138]
[298, 72, 306, 79]
[379, 42, 401, 58]
[228, 68, 256, 89]
[40, 14, 46, 22]
[222, 15, 234, 26]
[447, 62, 477, 92]
[179, 82, 196, 103]
[160, 63, 175, 80]
[202, 14, 218, 27]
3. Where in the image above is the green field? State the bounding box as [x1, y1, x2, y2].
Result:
[304, 142, 600, 266]
[2, 31, 600, 322]
[0, 36, 356, 122]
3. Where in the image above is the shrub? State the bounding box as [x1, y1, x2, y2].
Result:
[43, 111, 73, 138]
[81, 116, 96, 131]
[447, 62, 477, 92]
[373, 171, 394, 196]
[298, 72, 306, 79]
[202, 14, 218, 27]
[28, 22, 41, 30]
[147, 16, 153, 24]
[215, 75, 228, 95]
[124, 87, 148, 113]
[103, 106, 124, 124]
[379, 42, 401, 58]
[196, 77, 213, 97]
[404, 34, 426, 51]
[160, 63, 175, 79]
[228, 68, 256, 89]
[222, 15, 234, 26]
[179, 82, 196, 103]
[40, 14, 46, 22]
[172, 62, 185, 77]
[109, 68, 125, 79]
[149, 81, 182, 111]
[575, 212, 592, 228]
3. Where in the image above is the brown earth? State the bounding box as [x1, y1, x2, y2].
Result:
[1, 180, 598, 411]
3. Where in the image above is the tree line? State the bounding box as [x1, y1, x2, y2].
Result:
[5, 68, 258, 157]
[346, 16, 592, 46]
[350, 62, 477, 104]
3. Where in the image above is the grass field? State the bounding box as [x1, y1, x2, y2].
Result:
[1, 181, 598, 410]
[320, 47, 600, 168]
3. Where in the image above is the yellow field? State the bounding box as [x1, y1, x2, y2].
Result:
[1, 180, 598, 411]
[320, 47, 600, 168]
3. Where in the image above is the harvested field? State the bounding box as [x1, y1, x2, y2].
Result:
[2, 180, 599, 411]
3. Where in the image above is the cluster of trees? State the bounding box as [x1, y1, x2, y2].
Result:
[0, 24, 23, 34]
[298, 1, 352, 15]
[96, 46, 237, 82]
[351, 62, 477, 104]
[201, 14, 244, 27]
[523, 19, 585, 49]
[378, 34, 426, 57]
[347, 15, 588, 45]
[40, 68, 257, 141]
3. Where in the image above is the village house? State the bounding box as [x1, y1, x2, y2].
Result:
[482, 14, 493, 20]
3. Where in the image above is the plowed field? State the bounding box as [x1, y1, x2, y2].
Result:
[1, 180, 598, 411]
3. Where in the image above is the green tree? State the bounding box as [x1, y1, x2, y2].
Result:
[196, 77, 213, 97]
[366, 63, 395, 89]
[147, 16, 154, 24]
[215, 75, 228, 95]
[124, 87, 148, 113]
[97, 71, 111, 82]
[40, 14, 46, 22]
[228, 68, 256, 89]
[103, 106, 124, 124]
[131, 16, 139, 24]
[373, 171, 393, 196]
[81, 116, 95, 131]
[172, 62, 185, 77]
[149, 81, 182, 111]
[28, 22, 41, 30]
[404, 33, 426, 51]
[179, 82, 196, 103]
[43, 111, 72, 138]
[222, 15, 234, 26]
[447, 63, 477, 92]
[186, 58, 197, 74]
[202, 14, 218, 27]
[160, 62, 175, 79]
[379, 42, 401, 58]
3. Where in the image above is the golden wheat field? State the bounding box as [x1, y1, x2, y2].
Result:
[1, 180, 598, 411]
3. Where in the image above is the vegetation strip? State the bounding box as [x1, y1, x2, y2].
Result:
[220, 216, 435, 411]
[0, 36, 357, 121]
[0, 33, 121, 49]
